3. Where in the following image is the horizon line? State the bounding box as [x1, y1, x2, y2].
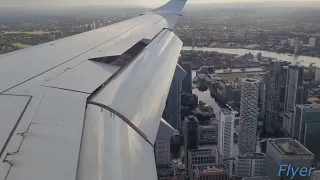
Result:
[0, 0, 320, 9]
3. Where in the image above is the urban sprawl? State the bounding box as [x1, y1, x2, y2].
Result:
[1, 3, 320, 180]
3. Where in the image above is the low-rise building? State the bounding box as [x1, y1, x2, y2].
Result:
[235, 153, 266, 178]
[265, 138, 314, 180]
[188, 148, 218, 179]
[193, 165, 228, 180]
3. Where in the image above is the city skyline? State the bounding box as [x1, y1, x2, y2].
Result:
[0, 0, 320, 7]
[1, 0, 320, 178]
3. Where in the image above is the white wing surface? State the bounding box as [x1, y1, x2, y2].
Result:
[0, 0, 187, 179]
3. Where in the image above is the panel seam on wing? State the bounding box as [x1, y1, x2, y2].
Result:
[41, 85, 91, 95]
[0, 96, 32, 160]
[87, 101, 154, 147]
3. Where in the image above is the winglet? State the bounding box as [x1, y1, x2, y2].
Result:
[153, 0, 187, 14]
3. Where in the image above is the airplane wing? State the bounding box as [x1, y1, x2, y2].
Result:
[0, 0, 187, 180]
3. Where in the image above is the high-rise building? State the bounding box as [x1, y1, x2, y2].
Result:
[154, 119, 178, 167]
[188, 149, 218, 179]
[293, 104, 320, 161]
[239, 78, 260, 154]
[283, 65, 308, 135]
[309, 38, 316, 47]
[166, 65, 187, 130]
[193, 165, 228, 180]
[280, 65, 290, 107]
[259, 76, 267, 117]
[235, 153, 266, 177]
[218, 108, 235, 175]
[311, 170, 320, 180]
[295, 40, 302, 54]
[265, 138, 314, 180]
[90, 21, 96, 30]
[264, 61, 289, 134]
[257, 52, 262, 61]
[184, 115, 199, 169]
[180, 61, 193, 94]
[315, 67, 320, 82]
[290, 39, 296, 47]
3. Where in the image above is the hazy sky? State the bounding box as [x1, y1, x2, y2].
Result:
[0, 0, 318, 7]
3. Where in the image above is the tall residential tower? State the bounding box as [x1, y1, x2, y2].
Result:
[239, 78, 260, 154]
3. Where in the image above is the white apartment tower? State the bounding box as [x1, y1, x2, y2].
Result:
[239, 78, 260, 154]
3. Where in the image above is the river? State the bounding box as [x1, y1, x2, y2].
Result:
[192, 71, 221, 116]
[183, 46, 320, 67]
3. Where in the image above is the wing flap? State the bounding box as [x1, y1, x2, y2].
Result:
[77, 106, 157, 180]
[90, 29, 183, 144]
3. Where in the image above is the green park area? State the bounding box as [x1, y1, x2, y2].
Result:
[0, 31, 62, 54]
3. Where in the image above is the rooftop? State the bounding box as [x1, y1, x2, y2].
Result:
[237, 153, 266, 159]
[185, 115, 199, 122]
[289, 64, 303, 69]
[195, 165, 227, 174]
[296, 104, 320, 110]
[215, 67, 264, 74]
[269, 138, 313, 156]
[189, 149, 216, 157]
[220, 108, 231, 115]
[242, 176, 270, 180]
[242, 78, 259, 84]
[307, 97, 320, 104]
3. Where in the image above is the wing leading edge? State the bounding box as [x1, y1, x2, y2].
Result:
[0, 0, 187, 179]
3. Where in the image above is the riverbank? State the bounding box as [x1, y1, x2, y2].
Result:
[183, 46, 320, 67]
